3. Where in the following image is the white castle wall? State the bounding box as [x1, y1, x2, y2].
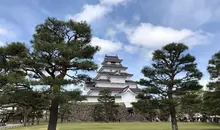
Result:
[96, 82, 127, 88]
[110, 77, 125, 83]
[88, 91, 119, 96]
[120, 91, 137, 108]
[88, 91, 99, 96]
[98, 75, 108, 79]
[85, 97, 122, 103]
[85, 90, 136, 108]
[102, 68, 126, 72]
[96, 82, 137, 88]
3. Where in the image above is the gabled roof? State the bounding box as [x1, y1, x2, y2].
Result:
[94, 79, 137, 85]
[102, 64, 127, 69]
[116, 86, 142, 96]
[95, 71, 133, 80]
[87, 86, 142, 93]
[97, 65, 127, 73]
[102, 55, 122, 64]
[98, 71, 133, 77]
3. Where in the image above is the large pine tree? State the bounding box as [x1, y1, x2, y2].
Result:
[0, 42, 31, 126]
[0, 18, 99, 130]
[139, 43, 202, 130]
[26, 18, 99, 130]
[206, 51, 220, 116]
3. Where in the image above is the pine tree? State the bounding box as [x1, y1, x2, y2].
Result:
[132, 90, 158, 121]
[139, 43, 202, 130]
[22, 18, 99, 130]
[97, 89, 118, 122]
[206, 51, 220, 116]
[59, 90, 85, 123]
[0, 18, 99, 130]
[0, 42, 31, 126]
[180, 92, 202, 121]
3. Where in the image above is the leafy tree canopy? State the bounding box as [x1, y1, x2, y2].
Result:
[139, 43, 202, 130]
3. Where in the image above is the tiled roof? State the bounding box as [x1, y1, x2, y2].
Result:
[89, 86, 142, 93]
[94, 79, 136, 84]
[98, 71, 133, 77]
[102, 64, 127, 68]
[97, 65, 127, 73]
[103, 55, 122, 63]
[95, 79, 110, 82]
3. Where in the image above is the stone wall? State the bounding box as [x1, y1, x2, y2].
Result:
[67, 102, 145, 122]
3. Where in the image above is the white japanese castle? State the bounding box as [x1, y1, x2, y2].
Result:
[84, 55, 141, 108]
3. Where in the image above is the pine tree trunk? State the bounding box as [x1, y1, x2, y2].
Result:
[47, 99, 59, 130]
[37, 117, 40, 125]
[168, 85, 178, 130]
[23, 114, 27, 126]
[170, 105, 178, 130]
[31, 116, 34, 125]
[23, 106, 29, 127]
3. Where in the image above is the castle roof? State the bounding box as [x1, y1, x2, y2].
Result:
[88, 86, 142, 93]
[97, 64, 127, 73]
[98, 71, 133, 77]
[102, 55, 122, 64]
[94, 79, 136, 84]
[85, 79, 137, 88]
[102, 64, 127, 69]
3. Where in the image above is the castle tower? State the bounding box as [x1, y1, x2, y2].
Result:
[84, 55, 141, 108]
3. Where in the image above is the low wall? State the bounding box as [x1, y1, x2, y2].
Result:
[67, 102, 144, 122]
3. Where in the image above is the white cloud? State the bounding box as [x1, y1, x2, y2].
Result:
[100, 0, 128, 6]
[0, 41, 5, 46]
[133, 14, 140, 22]
[165, 0, 220, 28]
[106, 28, 117, 40]
[118, 23, 212, 49]
[67, 4, 111, 23]
[91, 37, 122, 54]
[0, 25, 16, 46]
[140, 48, 154, 61]
[0, 27, 9, 36]
[183, 31, 213, 48]
[116, 22, 133, 35]
[0, 26, 15, 38]
[66, 0, 129, 23]
[124, 45, 138, 54]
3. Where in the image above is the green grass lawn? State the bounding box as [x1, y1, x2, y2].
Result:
[10, 122, 220, 130]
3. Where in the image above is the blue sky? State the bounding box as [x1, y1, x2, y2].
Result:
[1, 0, 220, 87]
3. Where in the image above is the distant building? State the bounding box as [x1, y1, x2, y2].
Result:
[84, 55, 141, 108]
